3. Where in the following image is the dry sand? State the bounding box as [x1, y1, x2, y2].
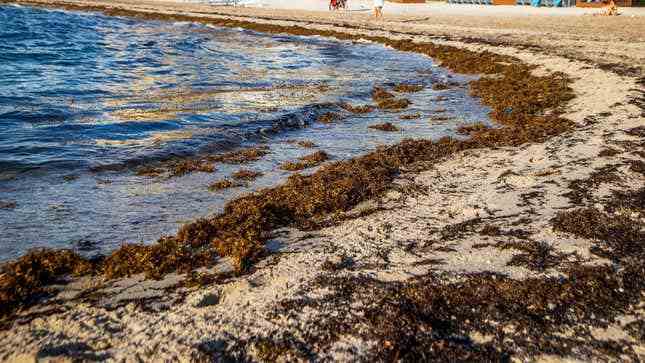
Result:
[0, 0, 644, 361]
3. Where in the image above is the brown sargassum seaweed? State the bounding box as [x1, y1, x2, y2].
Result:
[369, 122, 401, 132]
[0, 1, 583, 341]
[208, 179, 244, 192]
[280, 151, 330, 171]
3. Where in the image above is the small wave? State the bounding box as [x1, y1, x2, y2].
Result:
[96, 130, 196, 148]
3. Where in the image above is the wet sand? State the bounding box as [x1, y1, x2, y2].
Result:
[0, 0, 644, 361]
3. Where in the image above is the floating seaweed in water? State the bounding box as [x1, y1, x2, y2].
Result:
[369, 123, 401, 132]
[169, 159, 216, 177]
[371, 86, 411, 110]
[377, 98, 411, 111]
[372, 86, 395, 102]
[317, 112, 341, 124]
[136, 166, 164, 177]
[393, 83, 424, 93]
[281, 151, 330, 171]
[232, 169, 263, 181]
[208, 147, 270, 164]
[400, 113, 421, 120]
[208, 179, 245, 192]
[339, 103, 375, 114]
[296, 140, 316, 148]
[432, 81, 460, 91]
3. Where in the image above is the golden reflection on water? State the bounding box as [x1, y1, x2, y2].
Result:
[81, 23, 353, 149]
[103, 83, 335, 123]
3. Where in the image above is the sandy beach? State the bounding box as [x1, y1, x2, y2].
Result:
[0, 0, 644, 361]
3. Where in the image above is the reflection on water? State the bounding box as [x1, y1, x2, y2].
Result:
[0, 4, 491, 260]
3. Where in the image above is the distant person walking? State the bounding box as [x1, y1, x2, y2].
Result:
[373, 0, 384, 18]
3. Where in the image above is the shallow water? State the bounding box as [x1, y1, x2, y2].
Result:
[0, 4, 490, 261]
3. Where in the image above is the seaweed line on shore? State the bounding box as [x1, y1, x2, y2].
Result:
[1, 0, 576, 325]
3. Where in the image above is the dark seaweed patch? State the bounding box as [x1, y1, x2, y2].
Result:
[135, 166, 164, 177]
[269, 186, 645, 359]
[627, 159, 645, 175]
[294, 140, 316, 148]
[552, 207, 644, 262]
[563, 165, 621, 205]
[280, 151, 330, 171]
[501, 240, 576, 271]
[376, 98, 411, 111]
[231, 169, 263, 181]
[393, 84, 424, 93]
[169, 159, 216, 177]
[400, 113, 421, 120]
[339, 103, 375, 114]
[208, 147, 269, 164]
[598, 147, 621, 157]
[368, 122, 401, 132]
[317, 112, 341, 124]
[457, 122, 489, 135]
[0, 249, 93, 316]
[208, 179, 244, 192]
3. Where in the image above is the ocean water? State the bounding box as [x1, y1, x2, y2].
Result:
[0, 4, 491, 260]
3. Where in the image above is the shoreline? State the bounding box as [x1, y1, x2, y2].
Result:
[1, 1, 644, 361]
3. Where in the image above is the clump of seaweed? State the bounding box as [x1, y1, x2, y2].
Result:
[295, 140, 316, 148]
[598, 147, 621, 157]
[457, 122, 490, 135]
[470, 66, 574, 127]
[552, 207, 644, 261]
[605, 187, 645, 216]
[400, 113, 421, 120]
[281, 151, 330, 171]
[376, 98, 411, 111]
[208, 179, 244, 192]
[321, 255, 355, 271]
[232, 169, 263, 181]
[0, 249, 93, 317]
[339, 103, 375, 114]
[136, 166, 164, 177]
[169, 159, 215, 177]
[372, 86, 395, 102]
[627, 159, 645, 175]
[393, 84, 424, 93]
[317, 112, 341, 124]
[563, 165, 621, 205]
[208, 147, 269, 164]
[369, 123, 401, 132]
[625, 320, 645, 342]
[500, 240, 575, 271]
[432, 83, 451, 91]
[101, 238, 215, 279]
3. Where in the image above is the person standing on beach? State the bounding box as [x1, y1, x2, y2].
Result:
[373, 0, 384, 18]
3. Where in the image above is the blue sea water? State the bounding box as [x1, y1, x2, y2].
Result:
[0, 4, 491, 260]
